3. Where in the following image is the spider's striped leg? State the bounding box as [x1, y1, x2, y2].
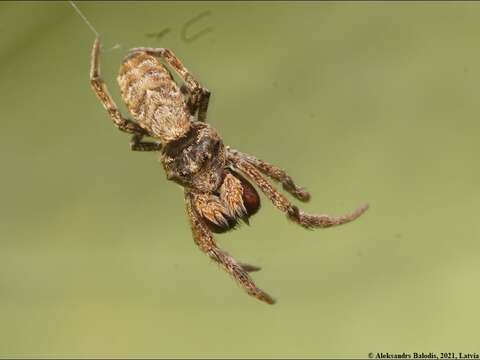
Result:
[227, 147, 310, 202]
[130, 134, 162, 152]
[127, 46, 210, 121]
[227, 153, 368, 229]
[90, 38, 146, 135]
[185, 191, 275, 305]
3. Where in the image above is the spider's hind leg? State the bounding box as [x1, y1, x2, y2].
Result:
[90, 38, 147, 135]
[130, 134, 162, 152]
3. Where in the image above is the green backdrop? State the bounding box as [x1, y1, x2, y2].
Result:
[1, 1, 480, 358]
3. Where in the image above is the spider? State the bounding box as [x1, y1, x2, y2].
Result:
[89, 38, 368, 304]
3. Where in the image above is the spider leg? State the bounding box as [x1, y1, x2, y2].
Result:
[185, 191, 275, 304]
[228, 154, 369, 229]
[127, 46, 210, 121]
[227, 147, 311, 202]
[130, 134, 162, 152]
[90, 38, 147, 135]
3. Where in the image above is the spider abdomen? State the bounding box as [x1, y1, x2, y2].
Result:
[117, 52, 191, 143]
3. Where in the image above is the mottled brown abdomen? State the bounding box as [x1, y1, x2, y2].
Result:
[117, 52, 191, 143]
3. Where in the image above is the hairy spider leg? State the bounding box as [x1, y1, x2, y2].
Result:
[185, 191, 275, 304]
[227, 151, 369, 229]
[90, 38, 162, 152]
[227, 147, 311, 202]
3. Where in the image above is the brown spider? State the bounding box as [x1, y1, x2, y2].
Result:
[89, 38, 368, 304]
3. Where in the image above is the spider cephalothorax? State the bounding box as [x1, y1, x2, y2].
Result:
[90, 38, 368, 304]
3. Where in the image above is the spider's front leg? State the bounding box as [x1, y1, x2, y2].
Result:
[127, 46, 211, 121]
[227, 151, 368, 229]
[185, 191, 275, 305]
[227, 147, 311, 202]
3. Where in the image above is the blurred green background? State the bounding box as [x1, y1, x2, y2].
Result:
[1, 1, 480, 358]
